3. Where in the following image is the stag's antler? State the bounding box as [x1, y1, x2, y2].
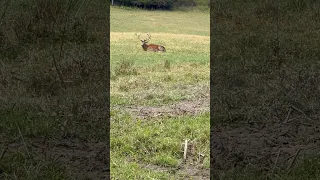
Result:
[146, 33, 151, 42]
[135, 33, 142, 41]
[136, 33, 152, 43]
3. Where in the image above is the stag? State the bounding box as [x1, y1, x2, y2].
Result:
[136, 33, 166, 52]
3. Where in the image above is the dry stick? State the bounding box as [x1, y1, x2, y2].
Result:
[183, 139, 188, 160]
[15, 121, 31, 159]
[0, 136, 21, 161]
[291, 105, 312, 121]
[284, 108, 292, 123]
[284, 151, 298, 162]
[286, 149, 302, 172]
[52, 41, 66, 89]
[271, 148, 282, 175]
[0, 145, 8, 161]
[11, 74, 26, 82]
[274, 174, 284, 180]
[74, 0, 87, 18]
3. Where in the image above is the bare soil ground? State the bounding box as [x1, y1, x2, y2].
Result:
[140, 159, 210, 180]
[212, 114, 320, 178]
[113, 94, 209, 120]
[5, 139, 108, 180]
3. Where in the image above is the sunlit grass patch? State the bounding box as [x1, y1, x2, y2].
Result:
[110, 7, 209, 36]
[111, 68, 209, 106]
[110, 32, 209, 68]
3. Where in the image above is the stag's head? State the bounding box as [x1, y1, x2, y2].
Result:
[136, 33, 151, 45]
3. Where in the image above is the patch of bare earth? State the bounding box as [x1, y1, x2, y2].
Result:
[140, 163, 210, 180]
[212, 115, 320, 178]
[7, 138, 108, 180]
[114, 95, 209, 119]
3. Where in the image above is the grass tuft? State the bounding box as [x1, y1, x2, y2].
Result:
[114, 59, 138, 77]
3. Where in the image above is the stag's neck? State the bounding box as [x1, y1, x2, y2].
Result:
[142, 43, 148, 51]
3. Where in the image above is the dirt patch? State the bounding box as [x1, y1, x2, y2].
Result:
[138, 139, 210, 179]
[140, 163, 210, 180]
[180, 166, 210, 180]
[212, 117, 320, 178]
[7, 138, 108, 180]
[114, 96, 209, 119]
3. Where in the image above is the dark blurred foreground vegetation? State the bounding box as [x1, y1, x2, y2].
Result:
[211, 0, 320, 179]
[212, 0, 320, 126]
[0, 0, 108, 179]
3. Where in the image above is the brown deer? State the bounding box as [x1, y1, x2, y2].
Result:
[136, 33, 166, 52]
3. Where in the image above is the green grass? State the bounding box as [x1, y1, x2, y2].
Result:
[111, 157, 175, 180]
[110, 7, 209, 36]
[110, 9, 209, 106]
[111, 112, 209, 164]
[111, 112, 210, 179]
[111, 61, 209, 106]
[110, 6, 209, 179]
[111, 33, 209, 66]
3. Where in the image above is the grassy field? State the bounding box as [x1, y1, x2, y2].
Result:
[110, 6, 210, 179]
[211, 0, 320, 179]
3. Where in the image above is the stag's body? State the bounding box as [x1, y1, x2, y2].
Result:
[136, 34, 166, 52]
[141, 43, 166, 52]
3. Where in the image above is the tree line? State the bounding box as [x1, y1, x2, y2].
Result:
[111, 0, 209, 10]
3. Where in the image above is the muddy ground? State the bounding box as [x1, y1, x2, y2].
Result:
[211, 110, 320, 179]
[114, 95, 210, 119]
[5, 139, 109, 179]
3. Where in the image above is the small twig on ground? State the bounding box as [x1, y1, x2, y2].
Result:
[286, 148, 301, 172]
[274, 174, 284, 180]
[11, 74, 26, 82]
[284, 108, 292, 123]
[287, 116, 299, 123]
[271, 148, 281, 175]
[291, 105, 312, 121]
[0, 144, 8, 161]
[51, 42, 66, 89]
[74, 0, 86, 18]
[15, 121, 31, 159]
